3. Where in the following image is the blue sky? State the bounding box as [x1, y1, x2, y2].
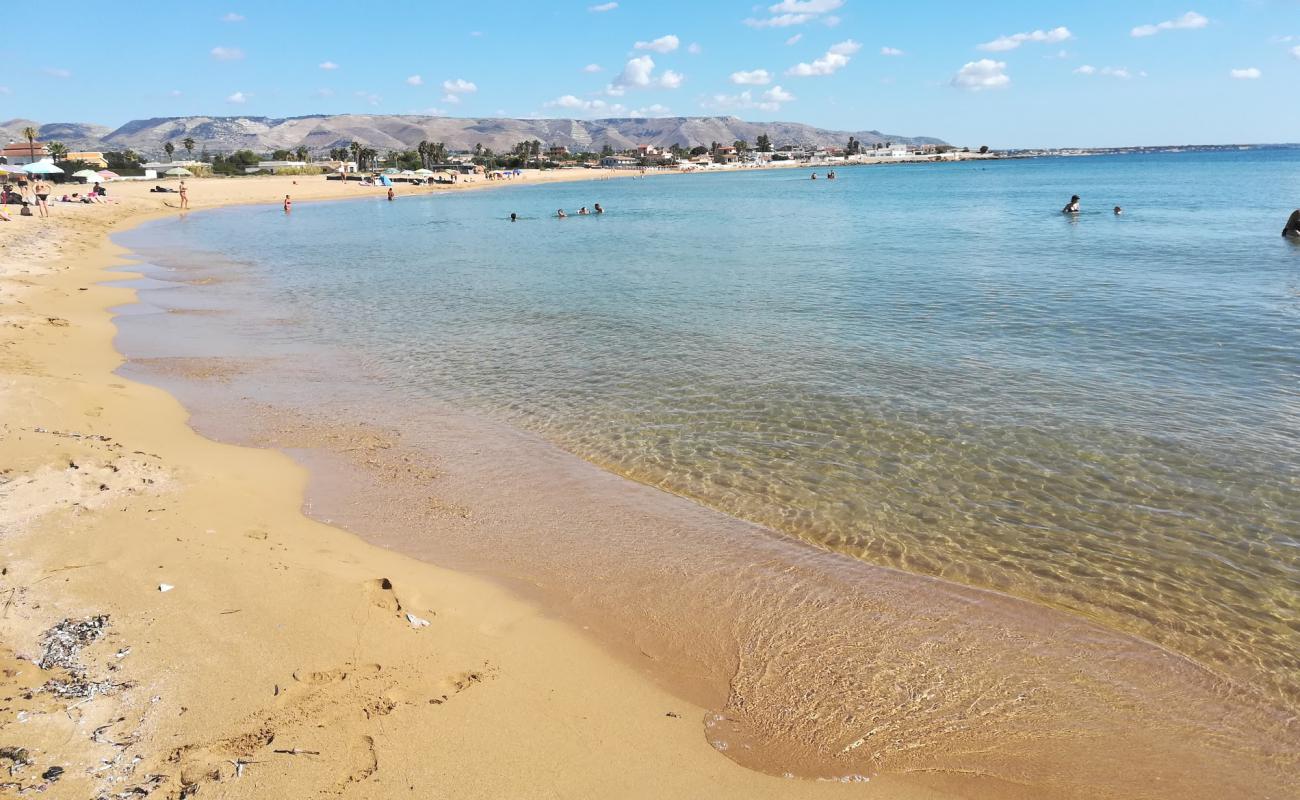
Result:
[2, 1, 1297, 148]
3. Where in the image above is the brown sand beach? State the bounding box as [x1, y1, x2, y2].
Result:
[2, 173, 1296, 800]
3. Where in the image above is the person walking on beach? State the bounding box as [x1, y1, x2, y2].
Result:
[34, 179, 50, 218]
[1063, 195, 1081, 214]
[178, 181, 189, 209]
[1284, 210, 1300, 238]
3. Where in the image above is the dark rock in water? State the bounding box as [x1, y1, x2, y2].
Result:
[41, 765, 64, 782]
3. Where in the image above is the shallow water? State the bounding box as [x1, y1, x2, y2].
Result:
[113, 151, 1300, 796]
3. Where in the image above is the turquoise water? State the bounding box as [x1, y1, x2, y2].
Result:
[121, 151, 1300, 713]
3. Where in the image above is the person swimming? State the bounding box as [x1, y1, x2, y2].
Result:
[1114, 206, 1123, 216]
[1283, 209, 1300, 238]
[594, 203, 604, 214]
[810, 173, 817, 180]
[578, 206, 589, 215]
[1063, 195, 1081, 214]
[510, 212, 518, 222]
[827, 171, 836, 180]
[556, 209, 567, 218]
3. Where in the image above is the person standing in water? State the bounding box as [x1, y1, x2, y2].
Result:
[178, 180, 189, 209]
[1283, 210, 1300, 238]
[1114, 206, 1123, 216]
[1063, 195, 1080, 214]
[283, 195, 292, 213]
[387, 186, 395, 201]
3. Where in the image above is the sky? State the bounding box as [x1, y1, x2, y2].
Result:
[2, 0, 1298, 148]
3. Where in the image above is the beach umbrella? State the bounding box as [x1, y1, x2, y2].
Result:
[164, 167, 193, 177]
[382, 168, 399, 174]
[72, 169, 103, 182]
[0, 164, 23, 174]
[414, 168, 434, 176]
[22, 161, 64, 174]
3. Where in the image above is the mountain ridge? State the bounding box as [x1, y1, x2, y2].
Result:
[1, 114, 946, 156]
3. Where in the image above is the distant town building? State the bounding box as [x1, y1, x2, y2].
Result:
[548, 145, 570, 160]
[65, 151, 109, 168]
[2, 141, 50, 165]
[600, 154, 638, 169]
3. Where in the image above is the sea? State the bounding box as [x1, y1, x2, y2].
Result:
[113, 149, 1300, 798]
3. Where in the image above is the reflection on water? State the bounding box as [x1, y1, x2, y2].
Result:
[114, 150, 1300, 795]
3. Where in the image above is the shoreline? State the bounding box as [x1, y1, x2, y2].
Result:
[3, 171, 1295, 799]
[0, 174, 970, 798]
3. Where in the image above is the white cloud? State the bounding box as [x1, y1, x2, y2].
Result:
[42, 67, 72, 78]
[211, 46, 244, 61]
[631, 103, 671, 116]
[764, 85, 795, 102]
[421, 107, 448, 115]
[442, 78, 478, 94]
[1291, 45, 1300, 60]
[688, 42, 702, 54]
[978, 26, 1072, 52]
[319, 60, 339, 70]
[355, 91, 382, 106]
[221, 12, 244, 22]
[588, 1, 617, 11]
[544, 95, 628, 116]
[1131, 11, 1207, 38]
[169, 89, 183, 97]
[634, 34, 679, 53]
[1229, 67, 1261, 79]
[610, 55, 684, 91]
[702, 85, 796, 112]
[786, 39, 860, 76]
[1075, 65, 1132, 78]
[406, 74, 423, 86]
[441, 94, 461, 104]
[731, 69, 772, 85]
[881, 46, 904, 56]
[785, 34, 803, 45]
[583, 63, 604, 73]
[745, 0, 842, 28]
[0, 86, 12, 95]
[951, 59, 1010, 91]
[226, 91, 248, 104]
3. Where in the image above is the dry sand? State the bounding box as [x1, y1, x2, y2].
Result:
[0, 174, 963, 798]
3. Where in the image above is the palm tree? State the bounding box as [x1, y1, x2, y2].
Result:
[21, 125, 38, 161]
[164, 141, 176, 161]
[294, 145, 309, 163]
[348, 141, 361, 168]
[416, 140, 430, 169]
[47, 141, 68, 162]
[182, 137, 196, 157]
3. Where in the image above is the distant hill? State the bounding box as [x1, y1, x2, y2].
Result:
[2, 115, 945, 157]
